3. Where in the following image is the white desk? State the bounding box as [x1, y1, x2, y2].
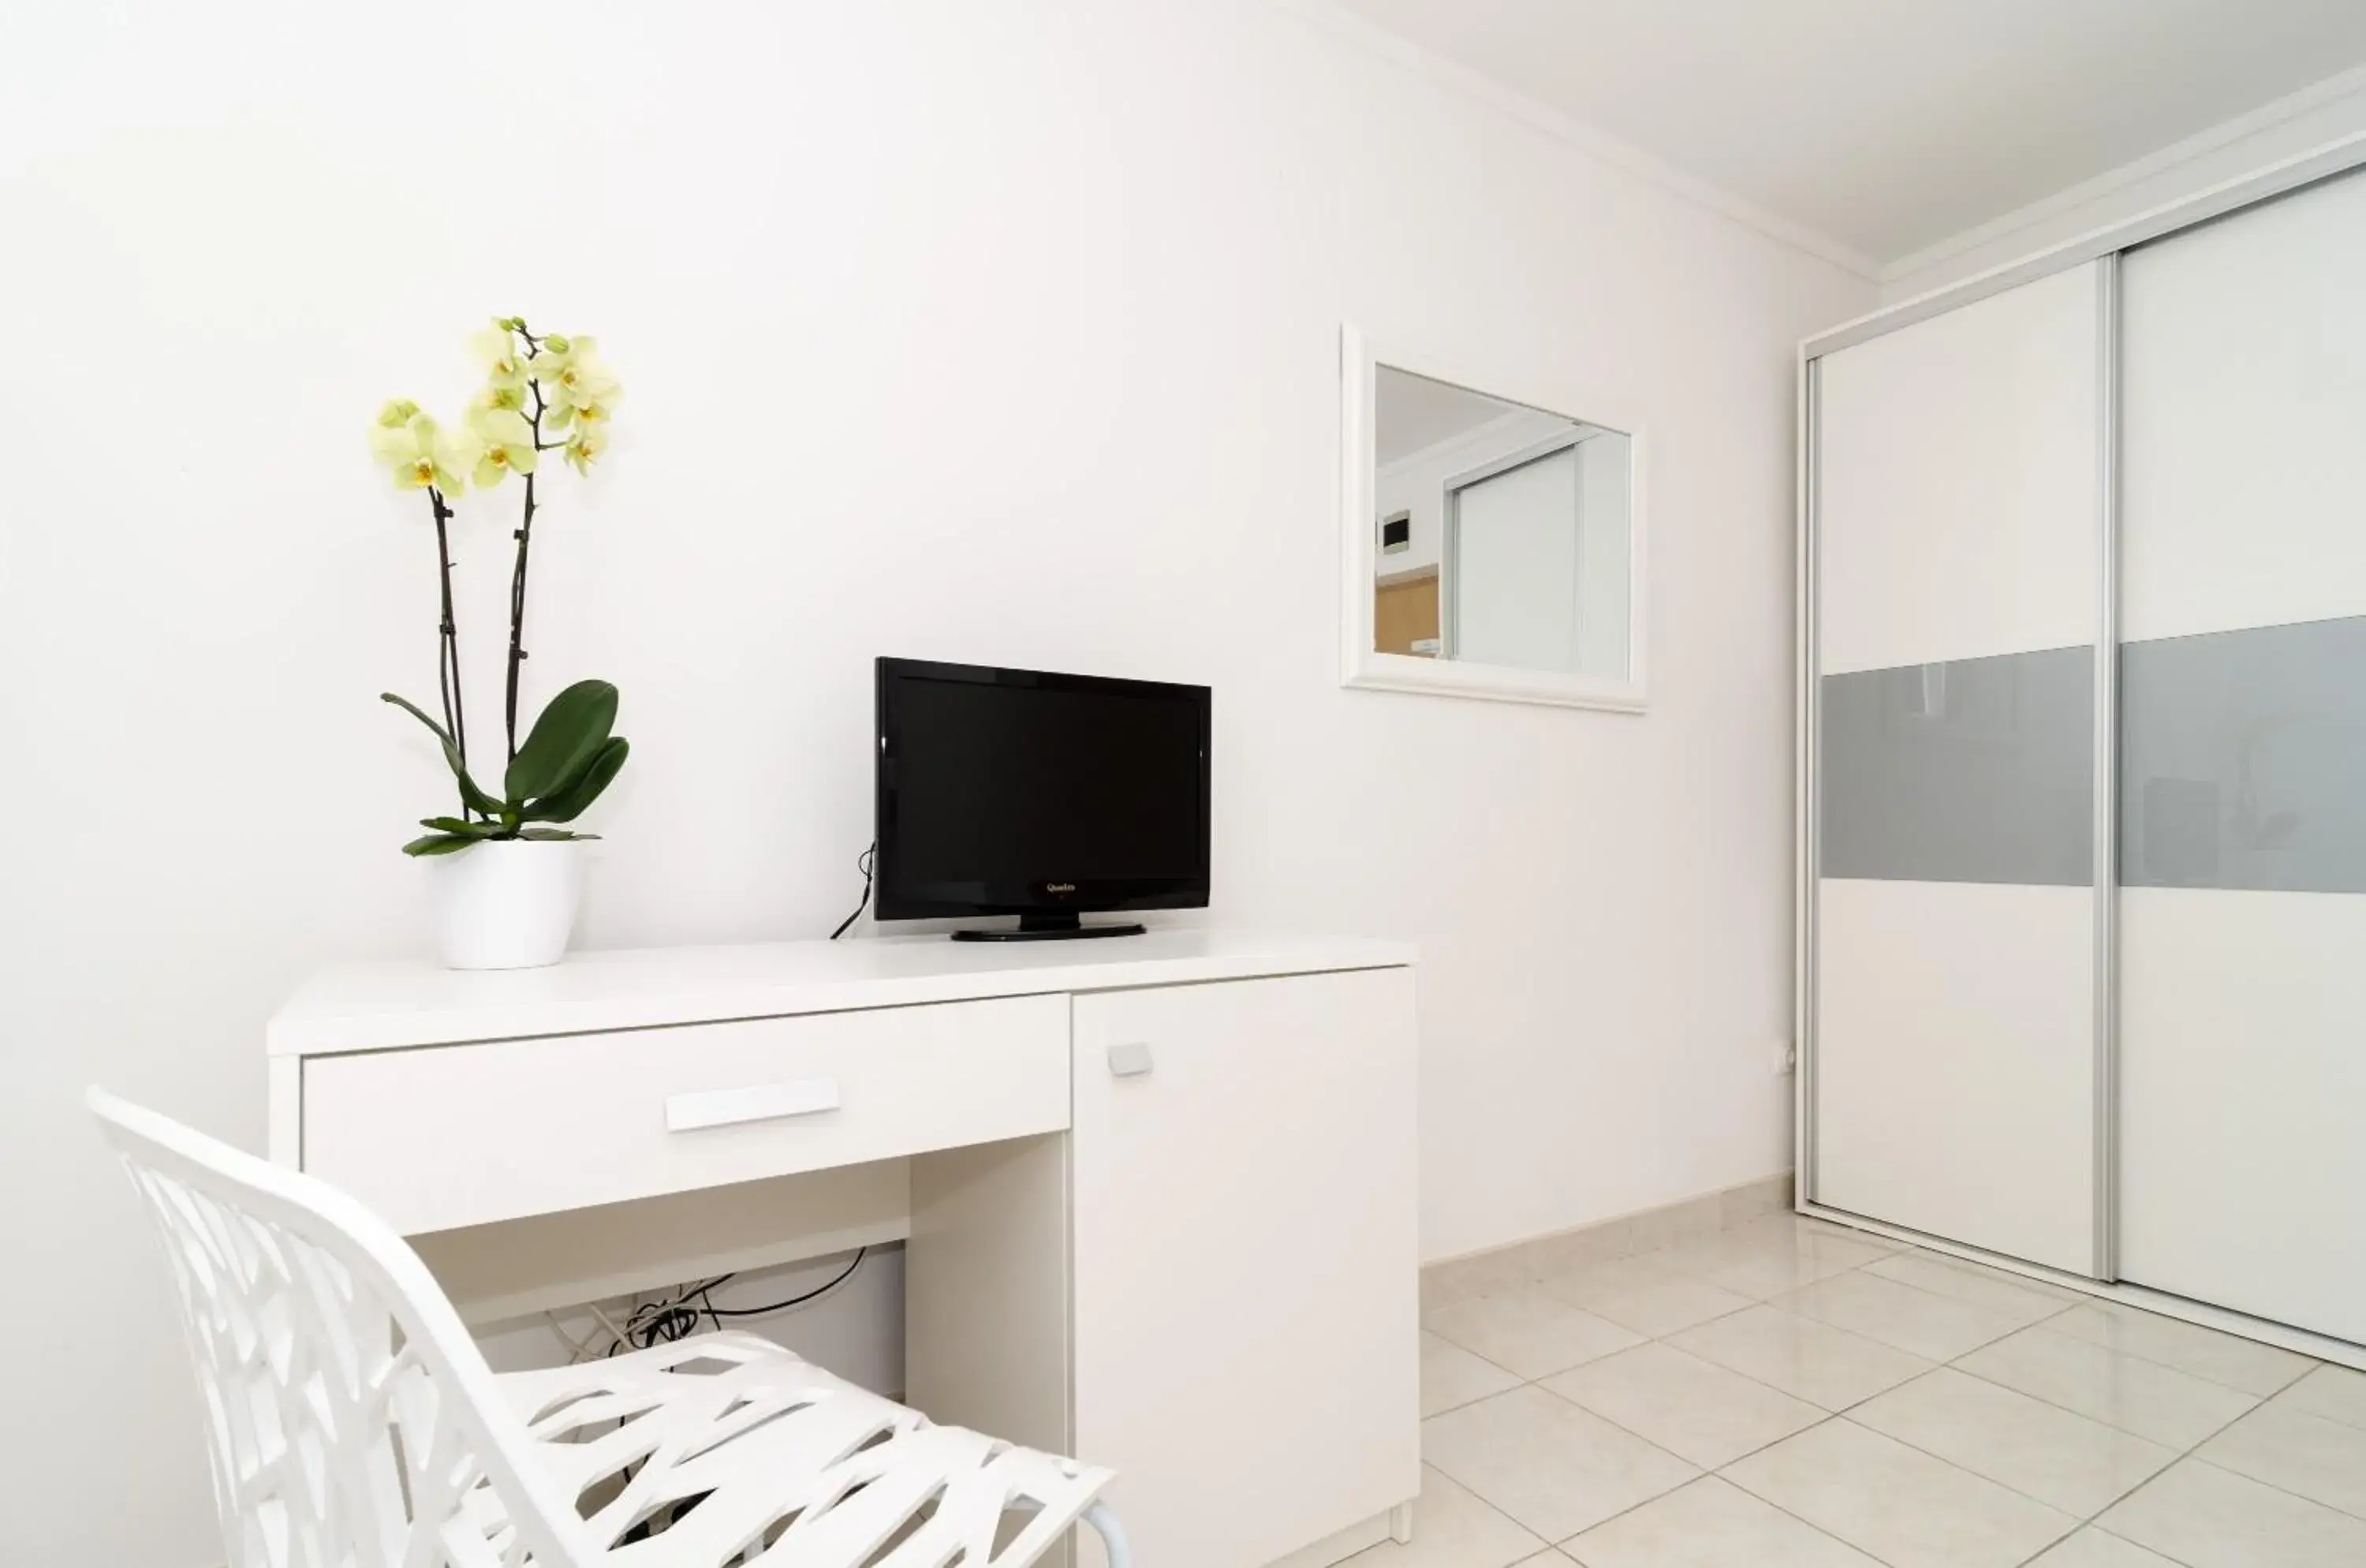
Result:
[268, 930, 1420, 1568]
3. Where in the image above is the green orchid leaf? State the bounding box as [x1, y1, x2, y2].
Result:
[505, 680, 618, 805]
[521, 735, 629, 823]
[401, 832, 480, 857]
[382, 693, 506, 817]
[418, 816, 501, 838]
[518, 827, 599, 841]
[380, 690, 453, 746]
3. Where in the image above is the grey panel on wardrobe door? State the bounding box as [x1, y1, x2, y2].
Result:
[1821, 646, 2094, 886]
[2121, 615, 2366, 893]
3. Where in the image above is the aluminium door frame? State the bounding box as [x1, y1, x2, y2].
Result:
[2090, 252, 2121, 1282]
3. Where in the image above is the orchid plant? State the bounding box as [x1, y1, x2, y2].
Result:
[369, 318, 630, 856]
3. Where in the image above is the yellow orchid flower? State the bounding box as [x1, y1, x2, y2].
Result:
[534, 333, 623, 421]
[563, 423, 608, 475]
[526, 334, 574, 379]
[374, 411, 478, 496]
[541, 392, 616, 435]
[471, 325, 529, 393]
[466, 402, 537, 491]
[368, 399, 421, 464]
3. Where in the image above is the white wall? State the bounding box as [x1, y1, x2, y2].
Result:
[0, 2, 1870, 1561]
[1881, 62, 2366, 302]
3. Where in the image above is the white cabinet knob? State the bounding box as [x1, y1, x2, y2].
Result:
[1106, 1042, 1155, 1078]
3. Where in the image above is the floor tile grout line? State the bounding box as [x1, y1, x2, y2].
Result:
[1783, 1249, 2088, 1337]
[1666, 1289, 1955, 1396]
[1419, 1378, 1697, 1558]
[2018, 1308, 2323, 1402]
[1419, 1326, 1533, 1415]
[1522, 1355, 1830, 1474]
[1884, 1241, 2334, 1395]
[2077, 1521, 2207, 1568]
[1420, 1386, 1513, 1421]
[1803, 1392, 2163, 1530]
[1701, 1406, 2113, 1568]
[1492, 1245, 1975, 1424]
[2080, 1456, 2366, 1566]
[1527, 1271, 1758, 1335]
[1625, 1241, 2075, 1357]
[1427, 1291, 1791, 1400]
[1536, 1312, 1854, 1423]
[2163, 1451, 2366, 1529]
[1767, 1286, 2077, 1365]
[2196, 1396, 2366, 1523]
[1857, 1245, 2118, 1318]
[1935, 1358, 2228, 1471]
[2101, 1372, 2262, 1523]
[1670, 1254, 1897, 1301]
[1849, 1291, 2241, 1531]
[1517, 1216, 1901, 1303]
[1859, 1249, 2092, 1310]
[1935, 1335, 2275, 1462]
[1508, 1368, 1706, 1476]
[1524, 1411, 1909, 1566]
[1552, 1230, 2252, 1400]
[1693, 1417, 1935, 1568]
[1394, 1453, 1554, 1560]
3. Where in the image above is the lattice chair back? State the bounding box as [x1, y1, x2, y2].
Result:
[91, 1087, 594, 1568]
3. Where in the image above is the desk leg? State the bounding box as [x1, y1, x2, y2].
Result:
[907, 1133, 1073, 1455]
[267, 1058, 301, 1168]
[1390, 1500, 1415, 1544]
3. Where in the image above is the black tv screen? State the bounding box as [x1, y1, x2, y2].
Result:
[874, 659, 1211, 926]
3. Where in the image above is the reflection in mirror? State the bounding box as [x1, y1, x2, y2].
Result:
[1373, 364, 1633, 679]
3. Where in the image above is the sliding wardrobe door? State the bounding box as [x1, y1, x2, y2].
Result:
[2117, 169, 2366, 1342]
[1812, 263, 2104, 1275]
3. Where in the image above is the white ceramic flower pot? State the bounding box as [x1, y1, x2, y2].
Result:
[429, 838, 589, 970]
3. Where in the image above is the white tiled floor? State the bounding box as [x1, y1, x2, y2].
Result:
[1358, 1214, 2361, 1568]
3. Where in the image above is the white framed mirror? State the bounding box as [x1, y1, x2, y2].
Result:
[1339, 324, 1648, 711]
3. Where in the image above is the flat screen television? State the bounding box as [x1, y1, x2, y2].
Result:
[874, 659, 1211, 939]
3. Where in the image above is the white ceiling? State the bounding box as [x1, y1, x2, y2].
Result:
[1330, 0, 2366, 267]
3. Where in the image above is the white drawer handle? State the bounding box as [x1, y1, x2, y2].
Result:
[1107, 1042, 1154, 1078]
[666, 1078, 842, 1133]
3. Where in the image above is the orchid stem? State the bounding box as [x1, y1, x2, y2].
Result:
[504, 320, 544, 765]
[427, 486, 471, 818]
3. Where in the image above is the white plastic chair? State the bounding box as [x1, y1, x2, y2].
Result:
[91, 1088, 1133, 1568]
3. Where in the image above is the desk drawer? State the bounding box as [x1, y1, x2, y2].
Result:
[303, 995, 1069, 1234]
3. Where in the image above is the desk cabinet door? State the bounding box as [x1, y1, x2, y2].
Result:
[1071, 969, 1419, 1568]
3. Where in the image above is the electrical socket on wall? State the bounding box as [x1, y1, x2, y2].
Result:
[1774, 1040, 1797, 1077]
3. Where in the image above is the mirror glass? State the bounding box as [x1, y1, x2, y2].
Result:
[1372, 364, 1633, 678]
